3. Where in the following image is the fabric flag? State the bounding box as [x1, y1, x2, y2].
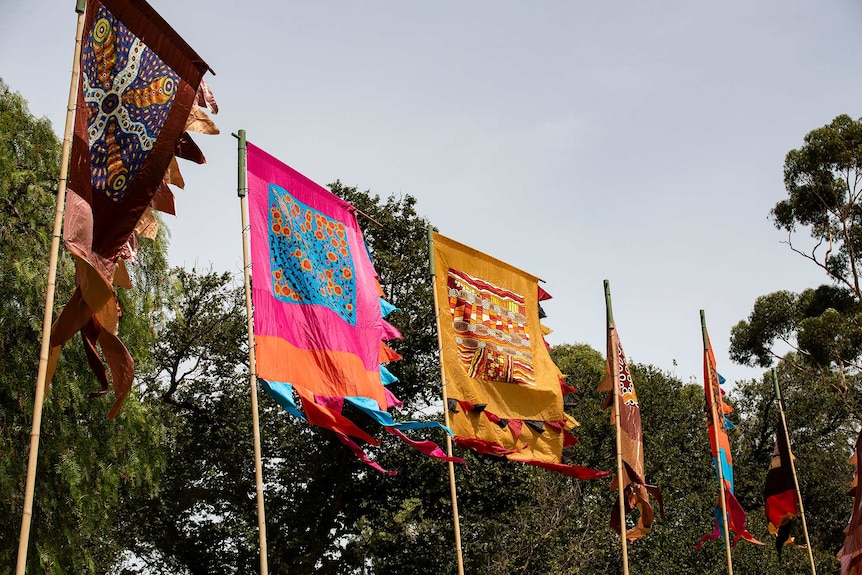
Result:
[246, 143, 459, 473]
[698, 330, 763, 548]
[838, 428, 862, 575]
[763, 414, 798, 556]
[432, 232, 608, 480]
[47, 0, 217, 419]
[598, 325, 663, 541]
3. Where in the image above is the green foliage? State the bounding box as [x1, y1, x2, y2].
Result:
[730, 286, 862, 372]
[734, 114, 862, 384]
[774, 114, 862, 296]
[0, 78, 167, 573]
[731, 367, 857, 574]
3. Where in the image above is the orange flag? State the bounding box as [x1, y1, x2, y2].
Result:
[697, 329, 762, 547]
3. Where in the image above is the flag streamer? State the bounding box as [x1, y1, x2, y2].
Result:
[763, 405, 798, 555]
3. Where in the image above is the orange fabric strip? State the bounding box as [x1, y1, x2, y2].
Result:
[256, 335, 386, 408]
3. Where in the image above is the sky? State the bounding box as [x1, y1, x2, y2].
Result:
[2, 0, 859, 388]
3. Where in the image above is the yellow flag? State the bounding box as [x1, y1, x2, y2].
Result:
[433, 233, 607, 479]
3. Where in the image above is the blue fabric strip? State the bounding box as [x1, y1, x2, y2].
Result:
[714, 449, 735, 491]
[380, 365, 398, 385]
[260, 379, 307, 421]
[380, 298, 399, 318]
[345, 396, 453, 435]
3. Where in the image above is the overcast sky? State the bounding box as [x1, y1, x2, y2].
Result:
[2, 0, 859, 389]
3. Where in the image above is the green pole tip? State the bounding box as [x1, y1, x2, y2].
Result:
[603, 280, 614, 328]
[771, 368, 782, 401]
[237, 130, 248, 198]
[427, 225, 436, 277]
[75, 0, 85, 14]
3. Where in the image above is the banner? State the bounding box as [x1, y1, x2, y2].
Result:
[247, 144, 456, 471]
[433, 232, 607, 479]
[599, 325, 662, 540]
[49, 0, 215, 419]
[698, 330, 762, 547]
[763, 417, 798, 555]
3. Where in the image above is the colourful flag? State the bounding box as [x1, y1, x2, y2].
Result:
[763, 415, 798, 555]
[432, 232, 608, 479]
[598, 324, 662, 540]
[698, 330, 763, 548]
[839, 429, 862, 575]
[48, 0, 217, 419]
[246, 143, 458, 472]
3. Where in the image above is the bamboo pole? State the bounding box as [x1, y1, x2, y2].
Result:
[700, 310, 734, 575]
[604, 280, 630, 575]
[772, 368, 818, 575]
[15, 3, 86, 572]
[235, 129, 270, 575]
[428, 226, 466, 575]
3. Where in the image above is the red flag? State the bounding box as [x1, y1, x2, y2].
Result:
[763, 416, 798, 555]
[49, 0, 214, 418]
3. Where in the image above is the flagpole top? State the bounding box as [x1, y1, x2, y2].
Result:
[427, 225, 437, 277]
[771, 368, 782, 401]
[603, 279, 615, 329]
[75, 0, 85, 14]
[699, 309, 709, 351]
[236, 130, 247, 198]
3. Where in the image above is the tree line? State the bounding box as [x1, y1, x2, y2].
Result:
[1, 77, 860, 574]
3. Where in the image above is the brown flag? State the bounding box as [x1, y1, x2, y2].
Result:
[49, 0, 215, 418]
[598, 325, 663, 541]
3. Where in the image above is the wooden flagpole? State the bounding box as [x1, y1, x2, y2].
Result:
[428, 226, 466, 575]
[700, 310, 734, 575]
[772, 368, 817, 575]
[604, 280, 630, 575]
[235, 129, 270, 575]
[15, 2, 87, 572]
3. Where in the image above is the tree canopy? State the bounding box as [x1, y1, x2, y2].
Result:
[732, 115, 862, 383]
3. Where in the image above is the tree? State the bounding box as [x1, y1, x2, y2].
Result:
[774, 114, 862, 298]
[732, 115, 862, 383]
[0, 78, 168, 573]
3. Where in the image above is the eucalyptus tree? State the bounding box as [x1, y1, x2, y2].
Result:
[731, 115, 862, 407]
